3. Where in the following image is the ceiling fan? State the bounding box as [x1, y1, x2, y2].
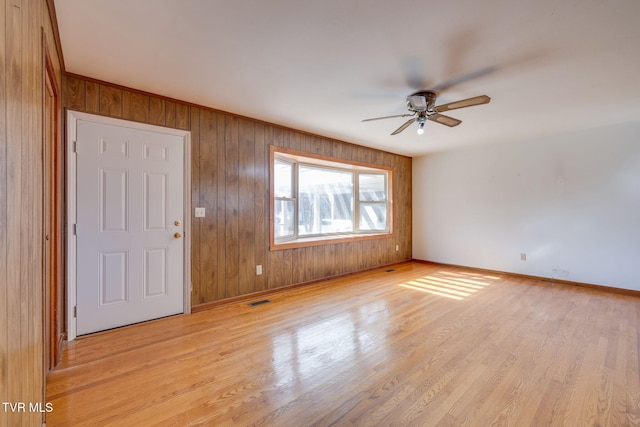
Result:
[362, 90, 490, 135]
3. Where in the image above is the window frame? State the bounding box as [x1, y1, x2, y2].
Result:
[269, 146, 393, 250]
[273, 157, 297, 240]
[357, 172, 390, 232]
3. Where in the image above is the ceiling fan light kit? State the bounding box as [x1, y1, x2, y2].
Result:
[416, 115, 426, 135]
[362, 90, 491, 136]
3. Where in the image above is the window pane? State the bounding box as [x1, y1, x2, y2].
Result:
[274, 159, 293, 198]
[359, 173, 386, 201]
[274, 199, 295, 238]
[359, 203, 387, 231]
[298, 165, 353, 235]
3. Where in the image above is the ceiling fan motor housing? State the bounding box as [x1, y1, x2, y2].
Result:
[407, 90, 438, 112]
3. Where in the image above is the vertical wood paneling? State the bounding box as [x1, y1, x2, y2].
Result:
[334, 243, 345, 275]
[215, 110, 226, 300]
[309, 135, 323, 156]
[62, 74, 412, 308]
[262, 125, 275, 289]
[165, 101, 176, 128]
[122, 91, 149, 123]
[25, 0, 41, 407]
[340, 142, 353, 162]
[85, 80, 99, 114]
[64, 76, 84, 111]
[7, 0, 25, 411]
[343, 241, 357, 272]
[254, 122, 267, 292]
[268, 250, 284, 289]
[99, 85, 122, 117]
[0, 4, 8, 425]
[312, 246, 324, 279]
[175, 103, 189, 130]
[325, 245, 336, 277]
[189, 108, 201, 304]
[1, 0, 60, 424]
[291, 249, 303, 284]
[238, 119, 255, 295]
[290, 130, 301, 151]
[199, 109, 219, 303]
[149, 96, 165, 126]
[0, 1, 7, 422]
[322, 137, 333, 157]
[306, 247, 317, 280]
[272, 126, 284, 148]
[282, 249, 294, 286]
[224, 116, 240, 298]
[331, 139, 343, 159]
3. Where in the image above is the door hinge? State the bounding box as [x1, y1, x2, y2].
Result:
[73, 224, 77, 235]
[73, 140, 78, 153]
[74, 306, 77, 318]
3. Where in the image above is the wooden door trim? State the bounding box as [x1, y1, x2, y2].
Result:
[66, 111, 192, 341]
[43, 31, 64, 370]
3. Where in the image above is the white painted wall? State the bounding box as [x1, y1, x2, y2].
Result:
[412, 121, 640, 290]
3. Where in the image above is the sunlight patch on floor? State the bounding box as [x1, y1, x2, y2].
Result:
[399, 283, 465, 300]
[399, 270, 494, 300]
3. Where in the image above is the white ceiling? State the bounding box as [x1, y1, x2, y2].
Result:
[54, 0, 640, 157]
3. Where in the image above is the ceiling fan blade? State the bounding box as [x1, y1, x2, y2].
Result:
[428, 113, 462, 127]
[401, 56, 430, 90]
[435, 95, 491, 112]
[429, 67, 497, 92]
[407, 95, 427, 112]
[391, 118, 416, 135]
[362, 113, 414, 122]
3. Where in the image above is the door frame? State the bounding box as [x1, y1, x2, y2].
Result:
[43, 36, 64, 368]
[66, 110, 192, 341]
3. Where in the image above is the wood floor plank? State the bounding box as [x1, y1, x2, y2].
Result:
[46, 262, 640, 426]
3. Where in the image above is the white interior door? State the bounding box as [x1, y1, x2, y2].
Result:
[75, 118, 185, 335]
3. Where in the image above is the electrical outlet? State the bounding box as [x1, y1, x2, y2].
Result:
[520, 253, 527, 261]
[396, 244, 399, 252]
[195, 207, 205, 217]
[256, 265, 262, 275]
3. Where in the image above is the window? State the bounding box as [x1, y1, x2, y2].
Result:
[271, 147, 392, 248]
[274, 158, 296, 238]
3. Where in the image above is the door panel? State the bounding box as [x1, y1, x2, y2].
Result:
[101, 169, 128, 231]
[100, 251, 128, 305]
[76, 120, 184, 335]
[144, 248, 167, 297]
[144, 172, 167, 230]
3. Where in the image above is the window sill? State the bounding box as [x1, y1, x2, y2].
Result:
[271, 232, 392, 251]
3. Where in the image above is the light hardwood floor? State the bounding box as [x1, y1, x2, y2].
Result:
[46, 262, 640, 426]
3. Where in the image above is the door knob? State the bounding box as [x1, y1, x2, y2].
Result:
[174, 232, 182, 239]
[174, 220, 181, 226]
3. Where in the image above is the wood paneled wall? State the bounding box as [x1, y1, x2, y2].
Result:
[63, 75, 412, 306]
[1, 0, 62, 425]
